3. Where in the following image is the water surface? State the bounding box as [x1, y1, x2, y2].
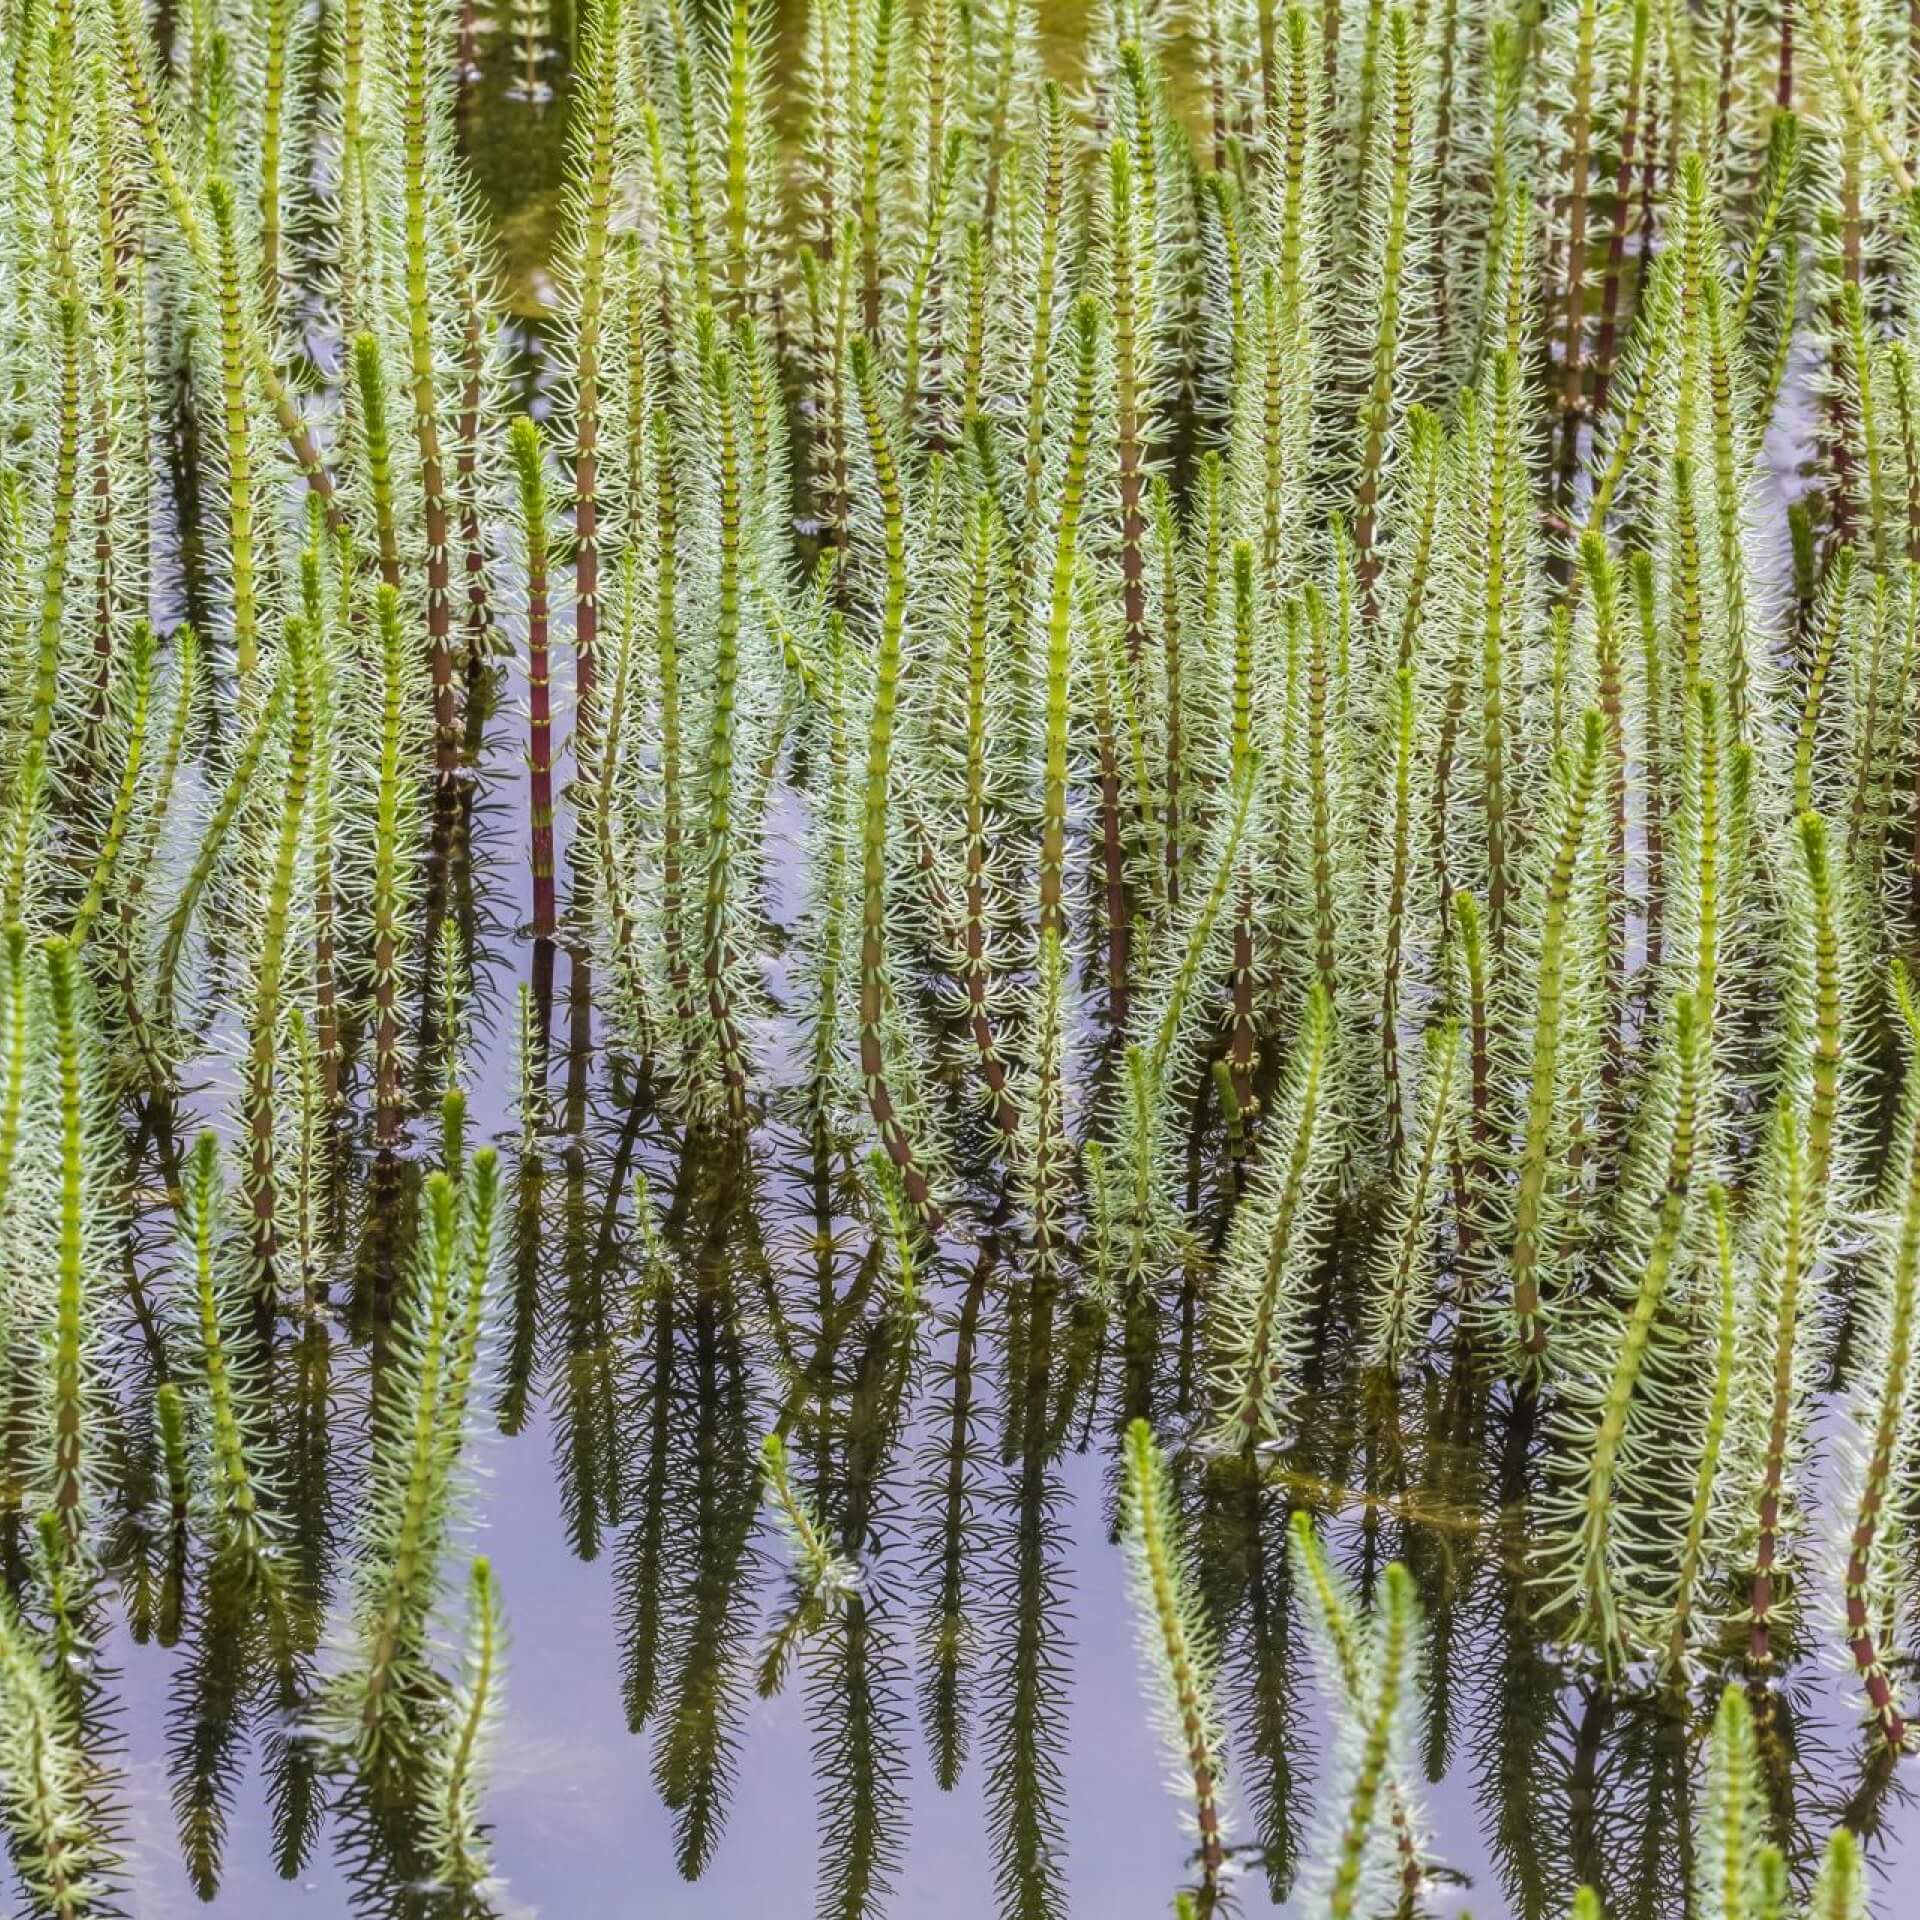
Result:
[98, 11, 1920, 1918]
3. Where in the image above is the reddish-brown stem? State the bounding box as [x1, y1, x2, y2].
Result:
[528, 558, 555, 945]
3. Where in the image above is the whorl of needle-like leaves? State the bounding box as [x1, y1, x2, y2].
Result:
[178, 1134, 284, 1599]
[1036, 298, 1101, 945]
[1806, 1826, 1867, 1920]
[1294, 1533, 1423, 1920]
[351, 331, 403, 592]
[1291, 1511, 1425, 1908]
[336, 1141, 500, 1782]
[204, 175, 260, 680]
[0, 1580, 110, 1919]
[1538, 989, 1705, 1673]
[588, 547, 656, 1058]
[1120, 1419, 1228, 1908]
[509, 414, 558, 944]
[241, 617, 313, 1301]
[1503, 710, 1605, 1367]
[1830, 961, 1920, 1747]
[369, 585, 421, 1148]
[1208, 983, 1337, 1449]
[2, 297, 81, 926]
[154, 662, 289, 1044]
[423, 1555, 506, 1895]
[1657, 1183, 1739, 1678]
[104, 0, 337, 509]
[756, 1430, 859, 1698]
[849, 332, 942, 1228]
[1694, 1686, 1786, 1920]
[0, 926, 32, 1230]
[38, 939, 101, 1550]
[391, 0, 460, 779]
[694, 323, 755, 1129]
[1013, 925, 1072, 1285]
[1363, 1016, 1464, 1375]
[66, 620, 154, 954]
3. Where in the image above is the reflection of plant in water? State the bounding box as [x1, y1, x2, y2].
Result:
[8, 0, 1920, 1911]
[981, 1291, 1072, 1920]
[638, 1135, 762, 1881]
[802, 1245, 916, 1920]
[549, 1119, 629, 1558]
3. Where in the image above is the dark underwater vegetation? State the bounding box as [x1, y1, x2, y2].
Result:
[2, 0, 1920, 1914]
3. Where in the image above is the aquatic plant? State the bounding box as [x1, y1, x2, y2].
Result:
[1363, 1016, 1464, 1375]
[0, 1581, 111, 1918]
[177, 1134, 285, 1603]
[509, 415, 559, 992]
[757, 1429, 859, 1697]
[1293, 1531, 1423, 1920]
[1120, 1419, 1228, 1914]
[0, 0, 1918, 1906]
[1502, 712, 1605, 1368]
[423, 1556, 506, 1895]
[1208, 984, 1337, 1449]
[1831, 961, 1920, 1748]
[368, 586, 424, 1150]
[334, 1131, 500, 1786]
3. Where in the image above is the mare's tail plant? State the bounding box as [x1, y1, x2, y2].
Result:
[756, 1430, 859, 1698]
[423, 1556, 506, 1895]
[1120, 1419, 1229, 1914]
[333, 1134, 500, 1786]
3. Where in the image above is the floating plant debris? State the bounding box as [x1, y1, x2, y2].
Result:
[0, 0, 1917, 1914]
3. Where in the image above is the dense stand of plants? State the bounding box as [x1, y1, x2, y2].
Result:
[2, 0, 1920, 1913]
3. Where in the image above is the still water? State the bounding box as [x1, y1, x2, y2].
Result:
[102, 10, 1920, 1920]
